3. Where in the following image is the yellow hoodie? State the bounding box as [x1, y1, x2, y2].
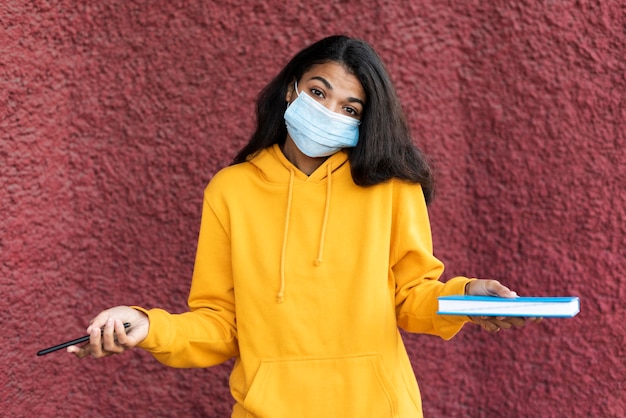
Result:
[136, 144, 472, 417]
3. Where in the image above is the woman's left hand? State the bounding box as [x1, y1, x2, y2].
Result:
[465, 279, 542, 333]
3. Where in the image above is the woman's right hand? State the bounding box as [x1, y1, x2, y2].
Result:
[67, 306, 150, 359]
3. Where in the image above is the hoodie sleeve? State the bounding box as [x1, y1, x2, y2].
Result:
[136, 183, 239, 367]
[391, 181, 473, 340]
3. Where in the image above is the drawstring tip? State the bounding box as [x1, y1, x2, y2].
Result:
[276, 293, 284, 304]
[313, 259, 322, 266]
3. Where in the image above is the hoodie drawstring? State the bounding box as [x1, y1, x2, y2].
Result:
[314, 164, 332, 266]
[277, 164, 333, 303]
[277, 168, 295, 304]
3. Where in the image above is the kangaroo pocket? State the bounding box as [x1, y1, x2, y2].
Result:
[243, 354, 398, 418]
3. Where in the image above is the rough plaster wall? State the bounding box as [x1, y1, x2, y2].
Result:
[2, 1, 624, 417]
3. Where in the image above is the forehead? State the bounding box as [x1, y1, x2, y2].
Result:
[301, 62, 365, 100]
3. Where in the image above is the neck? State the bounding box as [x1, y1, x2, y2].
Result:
[281, 137, 328, 175]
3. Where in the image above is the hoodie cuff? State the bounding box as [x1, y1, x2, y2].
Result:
[439, 277, 477, 325]
[132, 307, 173, 353]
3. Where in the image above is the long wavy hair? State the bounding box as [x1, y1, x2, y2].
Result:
[232, 35, 435, 203]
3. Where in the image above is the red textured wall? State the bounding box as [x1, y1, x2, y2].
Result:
[2, 1, 624, 417]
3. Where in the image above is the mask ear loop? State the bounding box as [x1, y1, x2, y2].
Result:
[287, 81, 300, 109]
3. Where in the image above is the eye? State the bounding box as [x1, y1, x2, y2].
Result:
[310, 88, 325, 98]
[343, 106, 358, 116]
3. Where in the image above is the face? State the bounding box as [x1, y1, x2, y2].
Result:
[286, 61, 366, 120]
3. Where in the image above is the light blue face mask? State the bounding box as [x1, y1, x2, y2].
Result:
[284, 82, 361, 158]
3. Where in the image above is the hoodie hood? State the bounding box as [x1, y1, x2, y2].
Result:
[249, 144, 350, 184]
[249, 144, 350, 303]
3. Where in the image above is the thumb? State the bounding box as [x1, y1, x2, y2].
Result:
[469, 279, 518, 298]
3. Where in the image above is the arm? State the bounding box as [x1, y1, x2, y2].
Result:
[133, 187, 239, 367]
[70, 185, 240, 367]
[392, 182, 472, 339]
[391, 183, 537, 337]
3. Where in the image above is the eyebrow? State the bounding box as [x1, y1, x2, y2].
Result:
[308, 76, 366, 106]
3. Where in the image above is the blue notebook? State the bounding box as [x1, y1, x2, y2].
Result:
[437, 295, 580, 317]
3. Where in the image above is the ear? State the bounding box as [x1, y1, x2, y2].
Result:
[285, 80, 296, 102]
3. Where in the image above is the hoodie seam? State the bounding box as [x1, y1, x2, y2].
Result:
[204, 194, 232, 244]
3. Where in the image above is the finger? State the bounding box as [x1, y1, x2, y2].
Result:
[102, 319, 124, 354]
[473, 316, 501, 333]
[108, 319, 130, 352]
[67, 344, 90, 359]
[487, 281, 517, 298]
[113, 319, 132, 349]
[87, 313, 112, 335]
[503, 316, 527, 327]
[485, 321, 501, 332]
[88, 324, 107, 358]
[466, 280, 517, 298]
[493, 317, 515, 329]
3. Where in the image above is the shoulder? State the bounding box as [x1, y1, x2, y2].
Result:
[387, 178, 428, 212]
[388, 178, 425, 197]
[200, 162, 257, 209]
[206, 162, 255, 190]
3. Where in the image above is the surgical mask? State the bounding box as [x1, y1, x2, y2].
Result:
[284, 82, 360, 158]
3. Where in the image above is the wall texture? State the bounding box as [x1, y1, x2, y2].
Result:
[2, 1, 624, 417]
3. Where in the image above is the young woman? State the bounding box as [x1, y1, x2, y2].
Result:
[70, 35, 532, 417]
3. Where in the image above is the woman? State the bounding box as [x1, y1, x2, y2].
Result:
[70, 35, 531, 417]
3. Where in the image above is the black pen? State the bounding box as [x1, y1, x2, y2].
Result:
[37, 322, 131, 356]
